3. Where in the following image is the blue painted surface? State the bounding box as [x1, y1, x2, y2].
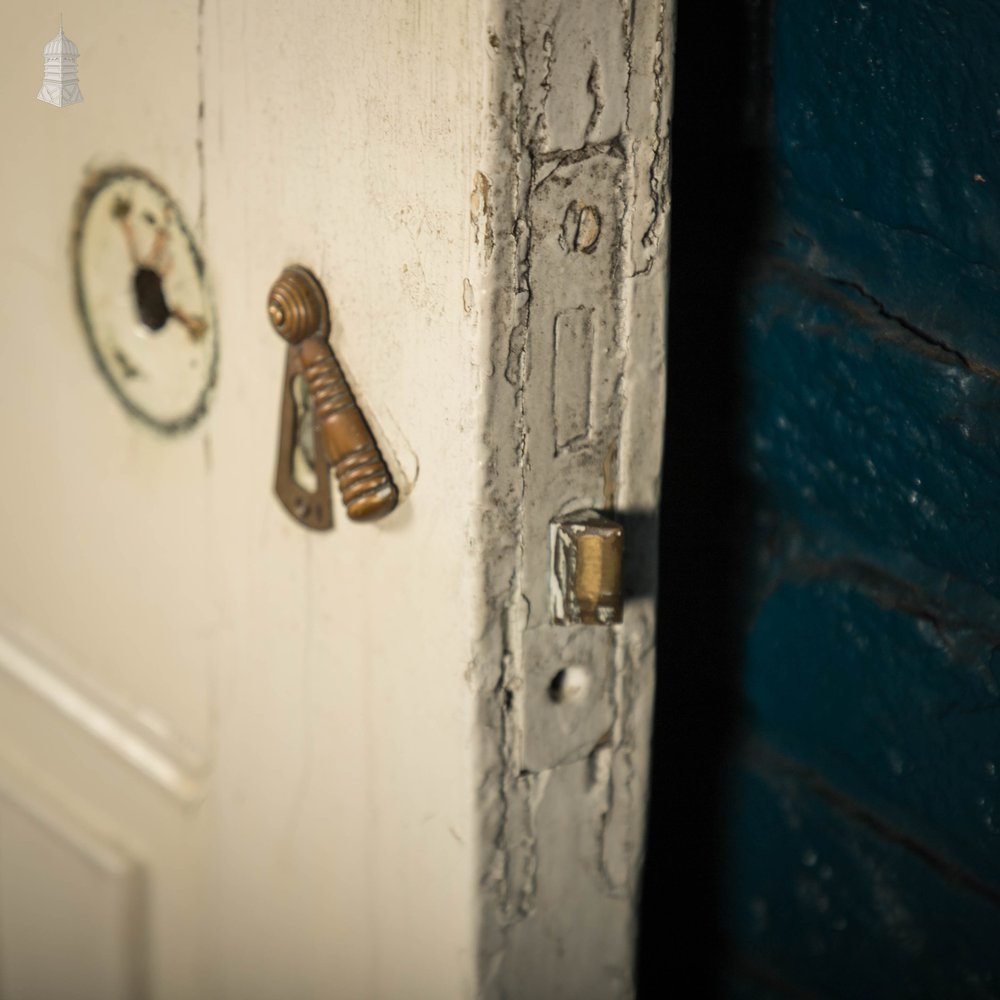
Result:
[725, 753, 1000, 999]
[744, 265, 1000, 602]
[775, 0, 1000, 267]
[723, 0, 1000, 992]
[745, 575, 1000, 888]
[771, 0, 1000, 370]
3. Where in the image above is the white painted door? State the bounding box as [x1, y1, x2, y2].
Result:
[0, 3, 672, 998]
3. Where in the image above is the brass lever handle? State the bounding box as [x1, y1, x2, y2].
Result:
[267, 265, 398, 525]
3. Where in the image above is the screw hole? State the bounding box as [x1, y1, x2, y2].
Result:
[548, 666, 589, 704]
[560, 201, 602, 254]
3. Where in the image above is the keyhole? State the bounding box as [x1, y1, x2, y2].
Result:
[291, 374, 318, 492]
[133, 266, 170, 331]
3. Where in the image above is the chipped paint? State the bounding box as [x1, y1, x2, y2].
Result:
[471, 170, 496, 262]
[474, 1, 673, 995]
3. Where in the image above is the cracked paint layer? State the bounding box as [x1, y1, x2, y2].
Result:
[472, 1, 673, 996]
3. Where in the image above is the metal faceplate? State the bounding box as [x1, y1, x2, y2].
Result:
[72, 167, 218, 433]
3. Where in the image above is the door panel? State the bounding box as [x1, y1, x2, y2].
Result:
[0, 753, 143, 1000]
[2, 3, 482, 997]
[0, 2, 672, 997]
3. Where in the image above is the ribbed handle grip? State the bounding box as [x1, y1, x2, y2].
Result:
[298, 338, 398, 521]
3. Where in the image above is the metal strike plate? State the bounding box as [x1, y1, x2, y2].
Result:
[517, 147, 627, 772]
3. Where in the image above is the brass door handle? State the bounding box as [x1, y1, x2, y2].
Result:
[267, 265, 398, 527]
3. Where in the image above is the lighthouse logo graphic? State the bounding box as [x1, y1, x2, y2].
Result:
[37, 18, 83, 108]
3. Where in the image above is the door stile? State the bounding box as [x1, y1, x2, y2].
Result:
[472, 1, 675, 995]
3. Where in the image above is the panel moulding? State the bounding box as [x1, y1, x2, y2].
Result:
[0, 752, 147, 1000]
[0, 617, 210, 804]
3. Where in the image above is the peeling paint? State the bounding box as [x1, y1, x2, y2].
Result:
[471, 170, 495, 261]
[474, 0, 672, 995]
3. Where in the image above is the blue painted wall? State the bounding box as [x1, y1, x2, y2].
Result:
[721, 1, 1000, 995]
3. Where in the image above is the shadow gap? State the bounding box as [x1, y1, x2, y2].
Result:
[637, 0, 775, 994]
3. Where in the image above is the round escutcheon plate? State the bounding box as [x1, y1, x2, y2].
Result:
[72, 166, 218, 433]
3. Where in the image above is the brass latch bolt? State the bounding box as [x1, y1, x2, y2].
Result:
[551, 510, 624, 625]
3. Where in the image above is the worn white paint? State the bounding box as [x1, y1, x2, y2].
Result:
[473, 1, 673, 995]
[2, 3, 482, 997]
[0, 1, 672, 997]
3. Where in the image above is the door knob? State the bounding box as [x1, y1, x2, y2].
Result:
[267, 265, 398, 527]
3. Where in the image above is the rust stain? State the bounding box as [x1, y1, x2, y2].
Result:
[470, 170, 495, 260]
